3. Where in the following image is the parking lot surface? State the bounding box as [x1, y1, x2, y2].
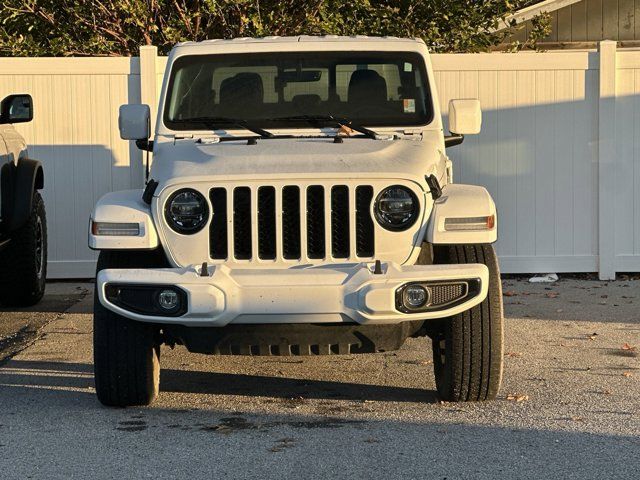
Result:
[0, 277, 638, 479]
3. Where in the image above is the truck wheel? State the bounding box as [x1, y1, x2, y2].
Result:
[430, 244, 504, 402]
[0, 192, 47, 306]
[93, 250, 166, 407]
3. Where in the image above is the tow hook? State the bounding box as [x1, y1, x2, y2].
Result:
[200, 262, 209, 277]
[373, 260, 383, 275]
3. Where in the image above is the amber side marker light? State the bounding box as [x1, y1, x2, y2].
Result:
[444, 215, 495, 231]
[91, 221, 140, 236]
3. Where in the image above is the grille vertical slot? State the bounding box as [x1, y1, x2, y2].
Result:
[233, 187, 252, 260]
[258, 186, 276, 260]
[207, 182, 378, 262]
[355, 186, 375, 257]
[306, 185, 325, 259]
[282, 186, 301, 259]
[331, 185, 350, 258]
[209, 187, 228, 259]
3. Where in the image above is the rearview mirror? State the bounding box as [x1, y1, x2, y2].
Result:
[277, 70, 323, 84]
[448, 99, 481, 135]
[119, 104, 150, 140]
[0, 94, 33, 124]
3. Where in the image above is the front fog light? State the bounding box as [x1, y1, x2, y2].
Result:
[402, 285, 429, 310]
[157, 289, 179, 311]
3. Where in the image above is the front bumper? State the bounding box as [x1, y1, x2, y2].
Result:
[97, 261, 489, 327]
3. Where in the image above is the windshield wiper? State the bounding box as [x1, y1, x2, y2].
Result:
[271, 115, 378, 139]
[172, 116, 274, 139]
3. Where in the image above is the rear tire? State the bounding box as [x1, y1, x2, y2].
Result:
[0, 192, 47, 307]
[93, 249, 166, 407]
[430, 244, 504, 402]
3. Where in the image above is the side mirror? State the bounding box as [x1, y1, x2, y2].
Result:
[448, 99, 481, 135]
[119, 104, 150, 140]
[0, 94, 33, 124]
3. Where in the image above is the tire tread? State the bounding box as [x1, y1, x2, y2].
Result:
[0, 192, 47, 306]
[93, 250, 165, 407]
[431, 243, 504, 402]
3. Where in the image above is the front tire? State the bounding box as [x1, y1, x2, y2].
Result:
[93, 250, 166, 407]
[430, 244, 504, 402]
[0, 192, 47, 307]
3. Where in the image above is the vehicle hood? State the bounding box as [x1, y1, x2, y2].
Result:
[150, 133, 445, 190]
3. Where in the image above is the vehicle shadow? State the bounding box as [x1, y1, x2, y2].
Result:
[0, 359, 437, 404]
[1, 362, 638, 480]
[0, 282, 91, 314]
[161, 369, 436, 403]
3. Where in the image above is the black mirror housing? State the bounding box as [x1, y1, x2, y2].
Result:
[0, 94, 33, 124]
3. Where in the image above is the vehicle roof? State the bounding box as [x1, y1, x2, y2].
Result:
[169, 36, 429, 58]
[174, 35, 425, 48]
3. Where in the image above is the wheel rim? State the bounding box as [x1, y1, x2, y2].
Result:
[35, 216, 44, 279]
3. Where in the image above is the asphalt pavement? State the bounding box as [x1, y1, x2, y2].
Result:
[0, 277, 638, 479]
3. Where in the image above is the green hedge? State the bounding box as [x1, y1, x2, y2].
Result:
[0, 1, 548, 56]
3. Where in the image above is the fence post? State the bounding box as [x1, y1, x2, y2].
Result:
[139, 45, 158, 180]
[598, 40, 617, 280]
[140, 45, 158, 125]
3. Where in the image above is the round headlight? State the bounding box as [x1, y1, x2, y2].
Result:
[374, 186, 419, 231]
[165, 188, 209, 234]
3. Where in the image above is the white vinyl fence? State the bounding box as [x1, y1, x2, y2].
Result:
[0, 41, 637, 279]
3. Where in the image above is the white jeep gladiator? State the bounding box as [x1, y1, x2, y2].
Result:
[0, 94, 47, 306]
[89, 36, 503, 407]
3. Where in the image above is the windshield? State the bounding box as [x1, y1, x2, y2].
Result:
[163, 51, 433, 131]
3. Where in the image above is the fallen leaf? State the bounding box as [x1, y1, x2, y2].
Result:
[506, 394, 529, 402]
[364, 437, 380, 443]
[505, 351, 523, 357]
[503, 291, 518, 297]
[601, 389, 613, 395]
[337, 125, 355, 136]
[278, 437, 295, 444]
[571, 416, 584, 422]
[545, 292, 559, 298]
[404, 360, 432, 365]
[622, 343, 637, 351]
[588, 333, 598, 340]
[622, 372, 633, 377]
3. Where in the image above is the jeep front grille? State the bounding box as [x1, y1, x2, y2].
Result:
[209, 185, 376, 262]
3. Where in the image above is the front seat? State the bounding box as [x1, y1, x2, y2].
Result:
[347, 70, 388, 109]
[218, 72, 264, 117]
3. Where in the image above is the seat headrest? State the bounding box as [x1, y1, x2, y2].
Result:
[291, 94, 321, 111]
[219, 73, 264, 112]
[348, 70, 387, 104]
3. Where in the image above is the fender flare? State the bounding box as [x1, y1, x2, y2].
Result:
[89, 189, 159, 250]
[426, 183, 497, 245]
[1, 158, 43, 232]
